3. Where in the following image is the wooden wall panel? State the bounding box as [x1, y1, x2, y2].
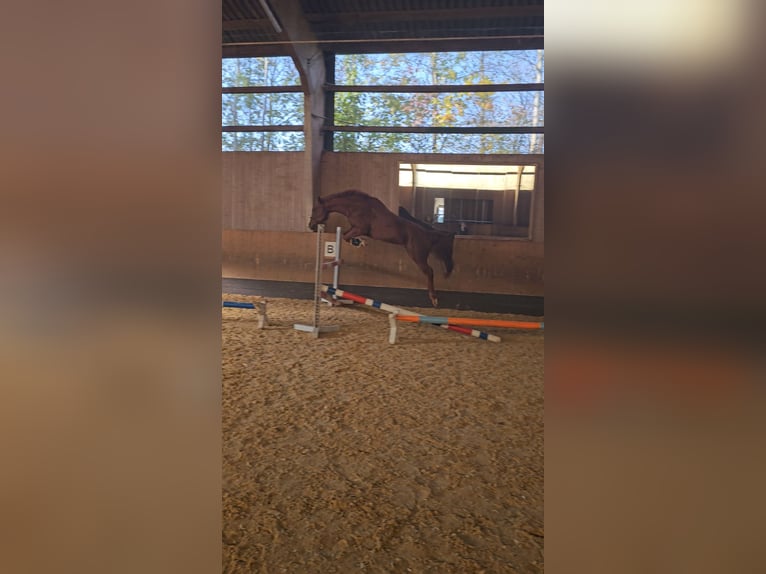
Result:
[320, 153, 400, 210]
[223, 229, 544, 296]
[321, 152, 544, 243]
[222, 151, 544, 296]
[222, 152, 310, 231]
[531, 164, 544, 242]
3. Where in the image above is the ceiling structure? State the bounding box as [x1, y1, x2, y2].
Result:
[223, 0, 544, 58]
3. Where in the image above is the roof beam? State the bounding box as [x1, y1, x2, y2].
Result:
[261, 0, 319, 90]
[222, 44, 292, 58]
[223, 36, 543, 58]
[321, 36, 544, 55]
[256, 0, 282, 33]
[222, 18, 271, 32]
[305, 6, 544, 24]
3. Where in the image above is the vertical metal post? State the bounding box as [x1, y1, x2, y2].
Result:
[513, 166, 523, 227]
[324, 52, 335, 152]
[312, 223, 323, 330]
[332, 225, 341, 291]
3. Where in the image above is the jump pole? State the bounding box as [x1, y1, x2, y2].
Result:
[395, 315, 544, 330]
[222, 300, 268, 329]
[321, 285, 501, 343]
[294, 224, 340, 338]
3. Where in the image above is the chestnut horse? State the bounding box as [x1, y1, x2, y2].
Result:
[309, 190, 455, 306]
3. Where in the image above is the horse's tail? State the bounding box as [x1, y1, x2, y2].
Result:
[398, 206, 434, 231]
[432, 231, 456, 277]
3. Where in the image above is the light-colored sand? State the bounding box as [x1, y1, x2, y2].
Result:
[223, 295, 544, 573]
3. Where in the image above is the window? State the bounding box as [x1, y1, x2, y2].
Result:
[444, 198, 494, 224]
[221, 51, 544, 154]
[400, 163, 537, 238]
[222, 57, 304, 151]
[331, 50, 544, 154]
[434, 198, 445, 223]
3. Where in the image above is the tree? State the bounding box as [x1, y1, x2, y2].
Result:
[221, 51, 544, 153]
[221, 57, 303, 151]
[332, 50, 543, 154]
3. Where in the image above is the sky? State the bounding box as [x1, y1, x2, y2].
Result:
[222, 50, 544, 153]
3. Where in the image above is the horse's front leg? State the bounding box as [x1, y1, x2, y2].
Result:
[342, 227, 367, 247]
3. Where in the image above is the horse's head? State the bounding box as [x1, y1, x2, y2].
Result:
[308, 195, 328, 231]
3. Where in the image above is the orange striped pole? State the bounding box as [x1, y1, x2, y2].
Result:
[322, 285, 501, 342]
[395, 315, 543, 330]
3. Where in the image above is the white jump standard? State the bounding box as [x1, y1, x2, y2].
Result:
[320, 225, 353, 307]
[294, 223, 340, 338]
[222, 300, 268, 329]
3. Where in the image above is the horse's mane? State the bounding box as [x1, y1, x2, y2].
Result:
[327, 189, 380, 202]
[325, 189, 406, 217]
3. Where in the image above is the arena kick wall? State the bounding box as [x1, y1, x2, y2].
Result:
[222, 152, 544, 297]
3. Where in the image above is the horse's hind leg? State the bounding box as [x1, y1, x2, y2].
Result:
[442, 255, 454, 278]
[407, 244, 439, 307]
[435, 237, 455, 277]
[425, 268, 438, 307]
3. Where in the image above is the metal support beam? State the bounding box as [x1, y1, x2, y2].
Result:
[323, 53, 335, 151]
[265, 0, 327, 203]
[324, 83, 543, 93]
[304, 6, 544, 24]
[325, 126, 544, 135]
[222, 125, 303, 132]
[222, 85, 302, 94]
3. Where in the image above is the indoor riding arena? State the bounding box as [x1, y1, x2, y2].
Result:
[222, 2, 544, 572]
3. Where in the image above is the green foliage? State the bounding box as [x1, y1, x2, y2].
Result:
[221, 51, 544, 153]
[333, 50, 544, 154]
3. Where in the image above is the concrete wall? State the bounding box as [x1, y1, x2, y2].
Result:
[222, 151, 544, 296]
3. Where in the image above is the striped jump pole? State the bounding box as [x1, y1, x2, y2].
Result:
[222, 300, 268, 329]
[321, 285, 501, 343]
[396, 315, 544, 330]
[222, 301, 254, 309]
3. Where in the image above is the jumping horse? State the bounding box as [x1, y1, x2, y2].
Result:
[308, 190, 455, 307]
